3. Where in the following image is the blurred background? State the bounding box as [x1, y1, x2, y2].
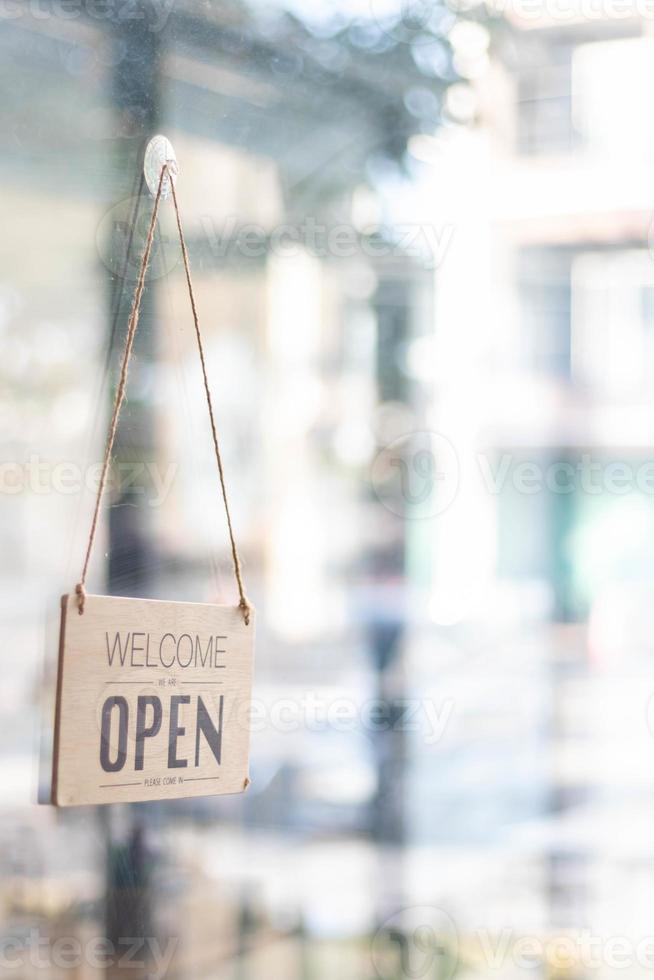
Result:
[3, 0, 654, 976]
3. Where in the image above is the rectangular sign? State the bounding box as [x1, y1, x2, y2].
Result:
[52, 593, 255, 807]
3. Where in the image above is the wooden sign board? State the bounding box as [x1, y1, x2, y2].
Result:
[52, 593, 255, 807]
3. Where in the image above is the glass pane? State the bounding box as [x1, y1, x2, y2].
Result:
[2, 3, 653, 980]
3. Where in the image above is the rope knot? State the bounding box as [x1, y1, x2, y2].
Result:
[75, 582, 86, 615]
[239, 596, 251, 626]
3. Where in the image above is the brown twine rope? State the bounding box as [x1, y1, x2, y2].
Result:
[76, 163, 251, 625]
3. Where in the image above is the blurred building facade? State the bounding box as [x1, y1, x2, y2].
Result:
[423, 0, 654, 947]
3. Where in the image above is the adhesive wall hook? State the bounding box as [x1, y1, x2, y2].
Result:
[144, 134, 178, 199]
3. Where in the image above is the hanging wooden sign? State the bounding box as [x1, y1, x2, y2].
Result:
[52, 594, 254, 806]
[51, 140, 255, 806]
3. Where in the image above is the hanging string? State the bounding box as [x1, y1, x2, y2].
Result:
[168, 176, 251, 626]
[76, 163, 251, 625]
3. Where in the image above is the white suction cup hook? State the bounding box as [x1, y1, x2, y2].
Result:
[143, 134, 179, 199]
